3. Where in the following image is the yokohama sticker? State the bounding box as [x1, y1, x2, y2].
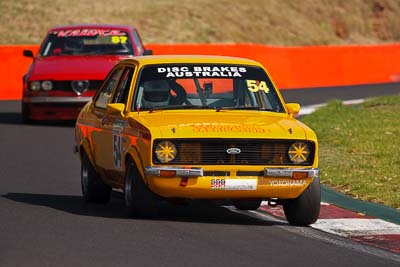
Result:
[269, 180, 307, 187]
[211, 179, 257, 190]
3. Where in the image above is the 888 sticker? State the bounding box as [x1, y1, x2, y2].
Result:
[211, 178, 226, 190]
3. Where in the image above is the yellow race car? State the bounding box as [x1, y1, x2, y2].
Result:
[74, 55, 320, 226]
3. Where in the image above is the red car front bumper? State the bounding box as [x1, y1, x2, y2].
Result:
[22, 96, 92, 121]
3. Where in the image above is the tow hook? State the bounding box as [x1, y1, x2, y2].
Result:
[268, 198, 279, 207]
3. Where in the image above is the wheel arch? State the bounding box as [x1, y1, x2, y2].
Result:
[124, 146, 146, 182]
[79, 138, 95, 167]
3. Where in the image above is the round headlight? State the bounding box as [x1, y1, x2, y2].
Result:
[155, 141, 177, 163]
[29, 81, 41, 91]
[41, 80, 53, 91]
[288, 142, 310, 164]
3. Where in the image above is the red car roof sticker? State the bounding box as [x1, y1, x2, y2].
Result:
[52, 29, 127, 37]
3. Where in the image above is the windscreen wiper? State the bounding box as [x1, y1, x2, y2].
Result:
[148, 105, 215, 111]
[215, 106, 276, 111]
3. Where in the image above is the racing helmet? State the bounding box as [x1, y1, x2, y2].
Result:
[142, 80, 171, 108]
[64, 37, 84, 52]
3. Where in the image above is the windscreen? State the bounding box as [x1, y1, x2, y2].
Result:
[132, 64, 285, 112]
[39, 28, 134, 56]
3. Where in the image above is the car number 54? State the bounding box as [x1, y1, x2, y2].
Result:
[113, 133, 122, 169]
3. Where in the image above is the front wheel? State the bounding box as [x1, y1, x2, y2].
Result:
[81, 152, 111, 203]
[124, 159, 159, 218]
[21, 102, 33, 124]
[283, 177, 321, 226]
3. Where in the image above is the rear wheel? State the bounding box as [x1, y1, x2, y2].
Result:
[233, 199, 262, 210]
[81, 152, 111, 203]
[283, 177, 321, 226]
[124, 158, 159, 218]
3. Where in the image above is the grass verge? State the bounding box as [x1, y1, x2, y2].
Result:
[1, 0, 400, 45]
[300, 95, 400, 209]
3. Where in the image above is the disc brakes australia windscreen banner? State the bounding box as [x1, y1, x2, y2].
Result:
[137, 64, 285, 112]
[139, 64, 271, 81]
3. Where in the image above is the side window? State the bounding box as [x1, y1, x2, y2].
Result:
[131, 30, 144, 55]
[94, 68, 124, 109]
[112, 67, 134, 104]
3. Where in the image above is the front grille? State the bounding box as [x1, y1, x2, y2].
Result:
[52, 80, 103, 92]
[153, 139, 315, 166]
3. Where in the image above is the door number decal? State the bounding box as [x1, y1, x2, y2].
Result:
[113, 133, 122, 169]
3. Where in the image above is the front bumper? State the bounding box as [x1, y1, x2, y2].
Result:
[23, 96, 92, 104]
[145, 166, 319, 199]
[23, 96, 92, 120]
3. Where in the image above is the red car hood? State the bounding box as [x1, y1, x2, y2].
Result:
[27, 55, 131, 80]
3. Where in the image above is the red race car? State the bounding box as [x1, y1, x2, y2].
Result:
[22, 24, 152, 122]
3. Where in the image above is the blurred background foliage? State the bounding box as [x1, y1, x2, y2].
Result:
[1, 0, 400, 45]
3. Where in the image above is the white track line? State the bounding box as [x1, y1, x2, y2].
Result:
[312, 218, 400, 237]
[299, 98, 365, 116]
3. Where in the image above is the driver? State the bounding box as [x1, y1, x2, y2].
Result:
[141, 80, 171, 108]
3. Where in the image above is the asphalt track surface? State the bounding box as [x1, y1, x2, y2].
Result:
[1, 83, 400, 267]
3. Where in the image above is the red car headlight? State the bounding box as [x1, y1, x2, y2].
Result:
[41, 80, 53, 91]
[29, 81, 41, 91]
[29, 81, 53, 91]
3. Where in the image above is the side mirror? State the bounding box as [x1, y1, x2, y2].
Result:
[143, 49, 153, 55]
[286, 103, 300, 117]
[107, 103, 125, 116]
[23, 50, 34, 58]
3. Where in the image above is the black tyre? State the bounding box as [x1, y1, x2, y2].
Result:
[81, 152, 111, 203]
[283, 177, 321, 226]
[233, 199, 262, 210]
[124, 158, 159, 218]
[21, 102, 33, 124]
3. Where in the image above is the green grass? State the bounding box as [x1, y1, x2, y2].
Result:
[300, 95, 400, 209]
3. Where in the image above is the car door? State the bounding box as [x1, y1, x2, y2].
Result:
[92, 66, 135, 186]
[102, 66, 135, 186]
[91, 67, 124, 180]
